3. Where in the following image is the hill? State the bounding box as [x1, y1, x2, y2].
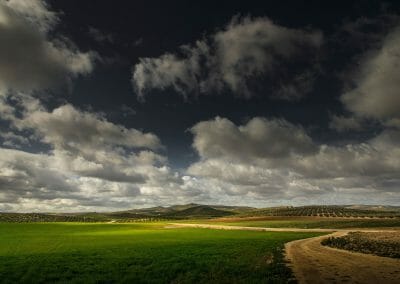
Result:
[166, 205, 234, 218]
[244, 205, 400, 218]
[1, 204, 399, 222]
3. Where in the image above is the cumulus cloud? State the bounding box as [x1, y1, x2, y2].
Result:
[3, 111, 400, 210]
[0, 145, 212, 212]
[16, 103, 163, 182]
[0, 0, 94, 93]
[23, 104, 161, 152]
[132, 16, 322, 100]
[190, 117, 316, 161]
[341, 26, 400, 122]
[0, 98, 208, 211]
[187, 116, 400, 204]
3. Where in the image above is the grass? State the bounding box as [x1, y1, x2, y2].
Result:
[0, 222, 323, 283]
[184, 217, 400, 229]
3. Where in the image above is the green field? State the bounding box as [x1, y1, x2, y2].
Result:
[0, 222, 323, 283]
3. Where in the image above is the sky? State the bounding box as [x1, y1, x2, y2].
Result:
[0, 0, 400, 212]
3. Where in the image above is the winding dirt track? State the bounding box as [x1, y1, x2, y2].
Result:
[285, 231, 400, 284]
[168, 223, 400, 283]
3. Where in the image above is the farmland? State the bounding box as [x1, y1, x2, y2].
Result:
[0, 222, 322, 283]
[322, 231, 400, 258]
[1, 204, 399, 223]
[1, 204, 400, 283]
[240, 205, 400, 218]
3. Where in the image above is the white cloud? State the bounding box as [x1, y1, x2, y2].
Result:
[0, 98, 210, 211]
[2, 114, 400, 211]
[341, 26, 400, 121]
[132, 16, 322, 100]
[0, 0, 95, 93]
[0, 145, 212, 212]
[23, 104, 161, 152]
[18, 103, 163, 182]
[3, 0, 57, 32]
[213, 17, 322, 97]
[190, 117, 316, 161]
[133, 40, 208, 100]
[187, 116, 400, 205]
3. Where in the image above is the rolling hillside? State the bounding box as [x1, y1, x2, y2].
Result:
[1, 204, 399, 222]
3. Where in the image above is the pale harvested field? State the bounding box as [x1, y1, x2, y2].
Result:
[358, 231, 400, 242]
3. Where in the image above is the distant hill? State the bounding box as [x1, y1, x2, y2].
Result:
[112, 203, 252, 218]
[1, 204, 399, 222]
[166, 205, 234, 218]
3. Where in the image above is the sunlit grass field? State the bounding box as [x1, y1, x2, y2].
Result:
[0, 222, 323, 283]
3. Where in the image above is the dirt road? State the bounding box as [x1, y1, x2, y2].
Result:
[285, 231, 400, 284]
[168, 223, 400, 283]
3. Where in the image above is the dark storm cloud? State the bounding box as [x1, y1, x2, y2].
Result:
[132, 16, 322, 100]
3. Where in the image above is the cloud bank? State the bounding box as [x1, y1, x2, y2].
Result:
[187, 117, 400, 205]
